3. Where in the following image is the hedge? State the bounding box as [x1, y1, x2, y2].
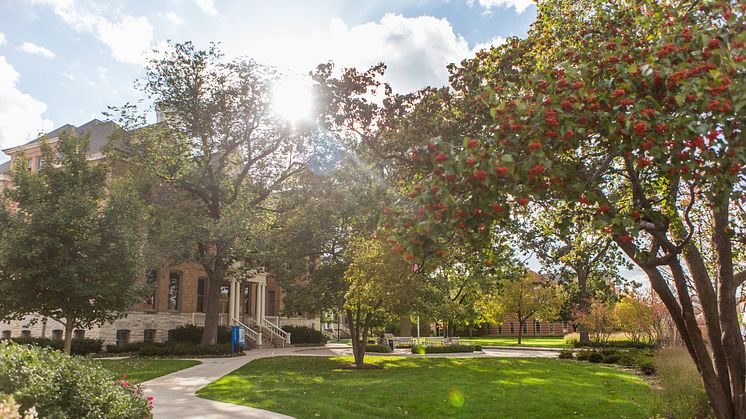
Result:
[105, 341, 238, 357]
[282, 325, 326, 345]
[364, 344, 393, 353]
[0, 342, 152, 418]
[411, 344, 482, 354]
[570, 348, 655, 375]
[167, 324, 231, 344]
[9, 336, 103, 355]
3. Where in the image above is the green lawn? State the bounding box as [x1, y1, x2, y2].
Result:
[197, 356, 656, 418]
[95, 358, 200, 383]
[459, 336, 571, 348]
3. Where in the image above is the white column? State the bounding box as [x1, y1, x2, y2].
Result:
[228, 280, 236, 325]
[259, 283, 265, 324]
[235, 282, 241, 322]
[254, 282, 260, 323]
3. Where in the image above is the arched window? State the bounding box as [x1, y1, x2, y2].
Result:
[522, 322, 528, 334]
[535, 320, 541, 334]
[145, 269, 158, 308]
[509, 322, 515, 335]
[168, 272, 181, 311]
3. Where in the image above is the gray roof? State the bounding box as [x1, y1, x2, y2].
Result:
[16, 119, 117, 155]
[0, 160, 10, 175]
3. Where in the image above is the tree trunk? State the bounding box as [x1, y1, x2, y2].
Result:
[63, 316, 74, 355]
[348, 309, 370, 369]
[517, 320, 524, 345]
[399, 315, 411, 337]
[576, 270, 590, 345]
[201, 253, 226, 345]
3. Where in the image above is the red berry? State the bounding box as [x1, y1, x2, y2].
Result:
[435, 153, 447, 162]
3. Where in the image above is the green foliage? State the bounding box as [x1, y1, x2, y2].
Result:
[558, 349, 574, 359]
[282, 326, 326, 345]
[654, 346, 711, 418]
[411, 344, 481, 354]
[0, 342, 151, 418]
[9, 337, 103, 355]
[0, 131, 146, 353]
[104, 341, 235, 357]
[364, 345, 392, 353]
[167, 325, 231, 344]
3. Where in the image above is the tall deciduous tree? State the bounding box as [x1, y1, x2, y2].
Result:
[482, 272, 562, 344]
[108, 42, 308, 344]
[386, 1, 746, 416]
[344, 237, 416, 368]
[0, 132, 145, 354]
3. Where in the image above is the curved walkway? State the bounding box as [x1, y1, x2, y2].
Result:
[144, 344, 561, 418]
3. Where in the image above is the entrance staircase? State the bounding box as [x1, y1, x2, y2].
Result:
[231, 317, 291, 349]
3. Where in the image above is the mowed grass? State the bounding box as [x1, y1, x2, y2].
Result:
[95, 358, 200, 383]
[197, 356, 656, 418]
[459, 336, 570, 348]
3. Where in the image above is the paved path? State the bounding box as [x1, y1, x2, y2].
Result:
[144, 344, 560, 418]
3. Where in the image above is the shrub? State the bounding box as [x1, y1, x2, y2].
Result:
[364, 344, 393, 353]
[10, 337, 103, 355]
[0, 394, 38, 419]
[105, 341, 236, 357]
[282, 326, 326, 345]
[411, 344, 481, 354]
[575, 350, 593, 361]
[602, 353, 621, 364]
[572, 339, 652, 349]
[167, 324, 231, 344]
[0, 342, 152, 418]
[558, 349, 574, 359]
[587, 351, 604, 363]
[105, 342, 149, 354]
[654, 347, 710, 418]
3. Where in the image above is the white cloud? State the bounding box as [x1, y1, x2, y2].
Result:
[195, 0, 218, 16]
[17, 42, 56, 59]
[468, 0, 534, 14]
[30, 0, 154, 65]
[471, 36, 507, 54]
[241, 14, 473, 93]
[164, 11, 184, 26]
[0, 56, 53, 151]
[0, 33, 6, 46]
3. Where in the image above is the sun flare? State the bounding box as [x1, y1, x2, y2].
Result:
[272, 75, 313, 122]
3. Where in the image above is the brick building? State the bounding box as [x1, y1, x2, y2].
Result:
[0, 120, 318, 346]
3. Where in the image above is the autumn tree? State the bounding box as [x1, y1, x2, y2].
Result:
[344, 237, 417, 368]
[482, 272, 562, 344]
[575, 298, 616, 345]
[385, 1, 746, 416]
[0, 132, 145, 354]
[108, 42, 309, 344]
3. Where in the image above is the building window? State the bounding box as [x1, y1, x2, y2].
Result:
[168, 272, 181, 311]
[497, 326, 502, 335]
[116, 330, 130, 346]
[522, 322, 528, 334]
[51, 330, 63, 340]
[549, 323, 554, 334]
[243, 284, 251, 314]
[145, 269, 158, 308]
[509, 322, 515, 335]
[144, 329, 156, 343]
[27, 158, 33, 171]
[74, 329, 85, 339]
[1, 330, 10, 339]
[35, 156, 42, 170]
[266, 290, 276, 316]
[21, 330, 31, 338]
[196, 277, 206, 313]
[535, 320, 541, 334]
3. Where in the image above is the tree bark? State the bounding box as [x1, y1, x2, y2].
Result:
[63, 315, 74, 355]
[517, 320, 524, 344]
[399, 315, 411, 337]
[576, 269, 590, 345]
[201, 252, 226, 345]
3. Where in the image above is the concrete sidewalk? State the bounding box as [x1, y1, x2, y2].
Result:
[144, 348, 297, 419]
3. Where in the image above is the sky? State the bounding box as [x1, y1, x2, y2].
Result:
[0, 0, 537, 159]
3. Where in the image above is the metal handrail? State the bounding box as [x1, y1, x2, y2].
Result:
[232, 317, 262, 346]
[261, 318, 291, 346]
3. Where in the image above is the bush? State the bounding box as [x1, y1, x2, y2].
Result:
[105, 341, 235, 357]
[603, 353, 621, 364]
[558, 349, 574, 359]
[572, 339, 652, 349]
[0, 342, 152, 418]
[575, 349, 593, 361]
[167, 324, 231, 344]
[364, 344, 393, 353]
[654, 347, 710, 418]
[282, 326, 326, 345]
[411, 344, 482, 354]
[10, 337, 103, 355]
